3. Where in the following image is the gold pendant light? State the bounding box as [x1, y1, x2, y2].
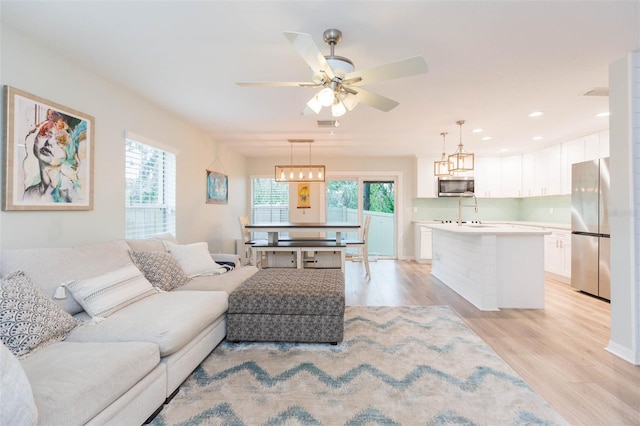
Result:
[448, 120, 474, 172]
[434, 132, 452, 176]
[275, 139, 325, 183]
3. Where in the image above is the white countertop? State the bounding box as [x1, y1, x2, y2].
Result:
[413, 220, 570, 231]
[421, 223, 551, 235]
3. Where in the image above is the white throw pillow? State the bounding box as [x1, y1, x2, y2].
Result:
[162, 241, 227, 278]
[0, 343, 38, 425]
[65, 264, 157, 318]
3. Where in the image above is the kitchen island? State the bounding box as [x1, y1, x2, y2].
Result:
[422, 223, 550, 311]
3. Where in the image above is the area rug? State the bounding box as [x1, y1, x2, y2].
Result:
[151, 306, 568, 425]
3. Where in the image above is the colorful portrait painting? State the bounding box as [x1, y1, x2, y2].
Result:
[206, 169, 228, 204]
[3, 86, 94, 210]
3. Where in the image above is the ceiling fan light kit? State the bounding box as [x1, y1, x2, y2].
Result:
[275, 139, 326, 183]
[448, 120, 475, 172]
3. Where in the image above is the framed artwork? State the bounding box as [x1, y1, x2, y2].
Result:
[297, 183, 310, 209]
[2, 86, 95, 211]
[206, 169, 228, 204]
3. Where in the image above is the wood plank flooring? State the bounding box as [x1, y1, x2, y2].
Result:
[344, 259, 640, 426]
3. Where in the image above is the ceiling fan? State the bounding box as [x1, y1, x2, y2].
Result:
[237, 29, 428, 116]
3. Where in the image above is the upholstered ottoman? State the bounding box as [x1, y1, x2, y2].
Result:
[227, 268, 345, 343]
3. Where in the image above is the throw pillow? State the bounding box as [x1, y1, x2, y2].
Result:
[65, 264, 157, 318]
[0, 342, 38, 425]
[129, 250, 191, 291]
[162, 241, 227, 278]
[0, 271, 78, 359]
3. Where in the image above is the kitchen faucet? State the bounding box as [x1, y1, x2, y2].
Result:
[458, 191, 478, 226]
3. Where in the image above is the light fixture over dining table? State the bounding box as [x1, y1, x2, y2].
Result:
[275, 139, 326, 183]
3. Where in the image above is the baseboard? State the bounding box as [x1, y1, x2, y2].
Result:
[606, 340, 639, 365]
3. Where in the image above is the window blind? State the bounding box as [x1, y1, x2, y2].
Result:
[125, 138, 176, 239]
[251, 178, 289, 239]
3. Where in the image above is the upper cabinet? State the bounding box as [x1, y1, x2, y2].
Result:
[415, 157, 438, 198]
[415, 129, 608, 199]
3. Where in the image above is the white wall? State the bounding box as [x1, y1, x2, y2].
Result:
[0, 25, 247, 253]
[607, 51, 639, 364]
[247, 155, 413, 258]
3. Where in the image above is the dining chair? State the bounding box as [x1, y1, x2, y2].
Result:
[238, 216, 265, 265]
[346, 215, 372, 278]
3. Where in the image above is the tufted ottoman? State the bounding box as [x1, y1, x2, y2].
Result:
[227, 268, 345, 344]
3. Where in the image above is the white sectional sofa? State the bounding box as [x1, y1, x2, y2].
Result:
[0, 234, 258, 425]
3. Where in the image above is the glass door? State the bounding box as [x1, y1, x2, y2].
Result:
[326, 177, 396, 258]
[363, 180, 395, 258]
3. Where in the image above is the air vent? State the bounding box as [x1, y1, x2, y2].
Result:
[317, 120, 340, 128]
[287, 139, 314, 144]
[583, 87, 609, 96]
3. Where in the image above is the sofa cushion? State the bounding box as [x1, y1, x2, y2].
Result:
[20, 341, 160, 426]
[162, 241, 227, 278]
[66, 291, 228, 357]
[0, 343, 37, 426]
[0, 240, 133, 315]
[0, 271, 78, 359]
[125, 233, 179, 253]
[129, 250, 191, 291]
[176, 265, 258, 293]
[65, 264, 157, 318]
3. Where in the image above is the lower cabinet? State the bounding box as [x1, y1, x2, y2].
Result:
[414, 224, 433, 264]
[544, 230, 571, 283]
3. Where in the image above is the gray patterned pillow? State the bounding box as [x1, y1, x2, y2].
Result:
[0, 271, 78, 359]
[129, 250, 191, 291]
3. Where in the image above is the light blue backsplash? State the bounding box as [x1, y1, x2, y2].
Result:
[412, 195, 570, 224]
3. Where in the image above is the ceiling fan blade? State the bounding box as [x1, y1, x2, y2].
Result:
[350, 87, 399, 112]
[236, 81, 319, 87]
[283, 31, 335, 81]
[341, 93, 359, 111]
[345, 55, 427, 85]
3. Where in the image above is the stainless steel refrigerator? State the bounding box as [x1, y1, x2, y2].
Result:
[571, 158, 610, 300]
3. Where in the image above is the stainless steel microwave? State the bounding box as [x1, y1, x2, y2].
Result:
[438, 176, 475, 197]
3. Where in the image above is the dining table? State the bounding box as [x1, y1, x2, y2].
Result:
[244, 222, 361, 271]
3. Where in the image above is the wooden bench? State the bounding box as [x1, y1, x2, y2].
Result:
[250, 240, 347, 271]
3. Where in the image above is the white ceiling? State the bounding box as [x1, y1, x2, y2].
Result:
[2, 1, 639, 159]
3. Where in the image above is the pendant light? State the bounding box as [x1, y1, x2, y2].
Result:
[275, 139, 325, 183]
[434, 132, 452, 176]
[448, 120, 474, 172]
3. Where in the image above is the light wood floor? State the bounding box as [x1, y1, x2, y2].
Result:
[344, 259, 640, 426]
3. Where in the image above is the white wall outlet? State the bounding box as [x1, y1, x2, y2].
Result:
[549, 208, 554, 214]
[413, 207, 418, 213]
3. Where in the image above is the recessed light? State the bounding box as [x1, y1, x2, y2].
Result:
[472, 128, 483, 133]
[596, 112, 610, 117]
[500, 148, 509, 152]
[528, 111, 544, 117]
[532, 136, 543, 141]
[481, 136, 492, 141]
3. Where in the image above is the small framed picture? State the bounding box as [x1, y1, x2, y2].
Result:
[297, 183, 310, 209]
[3, 86, 95, 210]
[206, 169, 228, 204]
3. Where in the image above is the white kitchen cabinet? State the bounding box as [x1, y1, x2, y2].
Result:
[584, 133, 600, 161]
[414, 224, 432, 263]
[599, 130, 610, 158]
[415, 157, 438, 198]
[561, 137, 585, 194]
[544, 229, 571, 283]
[500, 155, 523, 197]
[474, 157, 501, 197]
[525, 145, 562, 197]
[522, 153, 535, 197]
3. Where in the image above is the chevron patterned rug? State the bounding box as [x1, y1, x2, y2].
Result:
[151, 306, 568, 425]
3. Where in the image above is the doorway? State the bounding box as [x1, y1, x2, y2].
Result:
[326, 177, 396, 258]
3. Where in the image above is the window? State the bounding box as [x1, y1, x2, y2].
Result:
[251, 178, 289, 239]
[125, 138, 176, 239]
